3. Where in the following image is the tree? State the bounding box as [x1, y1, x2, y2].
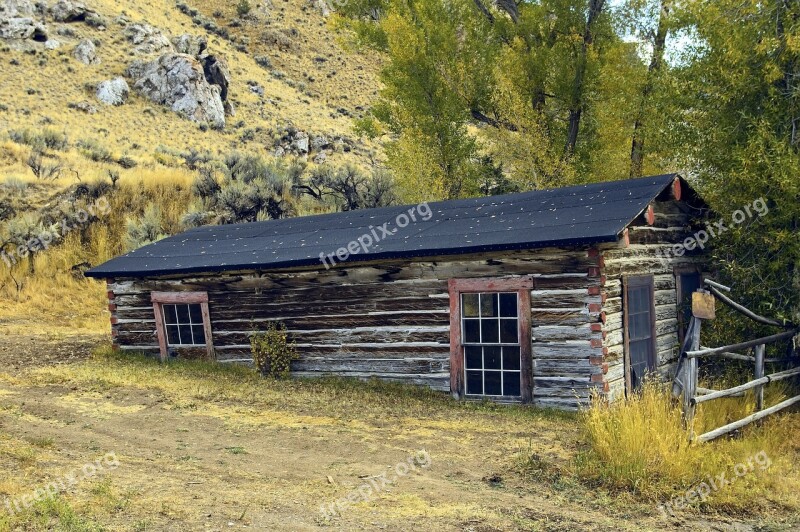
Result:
[665, 0, 800, 323]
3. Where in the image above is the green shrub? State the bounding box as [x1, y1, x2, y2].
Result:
[250, 322, 298, 379]
[236, 0, 252, 17]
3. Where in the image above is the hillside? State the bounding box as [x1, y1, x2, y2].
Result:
[0, 0, 388, 332]
[0, 0, 382, 164]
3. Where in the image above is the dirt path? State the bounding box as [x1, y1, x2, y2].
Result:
[0, 334, 794, 531]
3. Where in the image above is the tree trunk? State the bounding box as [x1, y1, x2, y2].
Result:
[630, 0, 670, 178]
[564, 0, 606, 157]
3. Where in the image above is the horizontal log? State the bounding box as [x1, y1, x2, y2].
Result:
[696, 394, 800, 442]
[692, 367, 800, 405]
[688, 330, 800, 358]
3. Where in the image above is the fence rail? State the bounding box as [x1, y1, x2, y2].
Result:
[673, 279, 800, 442]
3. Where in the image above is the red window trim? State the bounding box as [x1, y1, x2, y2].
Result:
[151, 291, 214, 361]
[448, 277, 533, 402]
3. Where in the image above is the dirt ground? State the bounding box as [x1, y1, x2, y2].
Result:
[0, 332, 797, 531]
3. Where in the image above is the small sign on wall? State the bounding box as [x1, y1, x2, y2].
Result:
[692, 291, 716, 320]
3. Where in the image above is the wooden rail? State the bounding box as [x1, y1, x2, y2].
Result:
[675, 281, 800, 442]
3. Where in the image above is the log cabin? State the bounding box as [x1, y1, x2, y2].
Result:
[86, 174, 710, 409]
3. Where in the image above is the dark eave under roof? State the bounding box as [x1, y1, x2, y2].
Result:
[86, 173, 684, 279]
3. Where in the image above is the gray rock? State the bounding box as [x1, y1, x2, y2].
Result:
[69, 100, 98, 114]
[311, 135, 329, 151]
[96, 77, 129, 105]
[1, 17, 46, 40]
[293, 131, 309, 154]
[49, 0, 94, 22]
[249, 84, 264, 97]
[44, 37, 59, 48]
[73, 38, 98, 64]
[0, 0, 36, 18]
[313, 151, 327, 164]
[127, 53, 225, 128]
[171, 33, 206, 57]
[123, 23, 172, 54]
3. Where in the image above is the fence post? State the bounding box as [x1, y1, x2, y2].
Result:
[754, 344, 765, 412]
[684, 317, 701, 437]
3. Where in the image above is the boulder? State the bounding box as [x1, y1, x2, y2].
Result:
[293, 131, 310, 154]
[127, 53, 225, 128]
[0, 0, 36, 18]
[172, 33, 206, 57]
[0, 16, 46, 40]
[123, 23, 172, 54]
[49, 0, 95, 22]
[96, 77, 129, 105]
[73, 38, 98, 64]
[44, 37, 59, 48]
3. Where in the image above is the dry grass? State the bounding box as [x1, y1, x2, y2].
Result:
[0, 0, 381, 168]
[577, 380, 800, 514]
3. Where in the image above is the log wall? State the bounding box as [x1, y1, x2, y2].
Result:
[598, 196, 707, 402]
[107, 247, 607, 409]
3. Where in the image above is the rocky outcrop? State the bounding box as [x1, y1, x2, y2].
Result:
[73, 38, 98, 64]
[0, 0, 47, 41]
[49, 0, 96, 22]
[0, 16, 46, 39]
[172, 33, 206, 57]
[127, 53, 225, 128]
[123, 23, 172, 54]
[96, 77, 129, 106]
[0, 0, 36, 18]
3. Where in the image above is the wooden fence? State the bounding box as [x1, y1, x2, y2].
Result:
[672, 279, 800, 442]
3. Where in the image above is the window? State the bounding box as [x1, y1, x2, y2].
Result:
[623, 276, 656, 392]
[448, 277, 533, 401]
[462, 292, 521, 397]
[151, 292, 214, 361]
[162, 304, 206, 346]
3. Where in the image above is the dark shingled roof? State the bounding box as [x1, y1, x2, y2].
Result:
[86, 174, 681, 278]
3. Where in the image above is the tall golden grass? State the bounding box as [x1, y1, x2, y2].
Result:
[0, 161, 195, 333]
[577, 379, 800, 514]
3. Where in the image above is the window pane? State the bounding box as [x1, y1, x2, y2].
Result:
[178, 325, 192, 344]
[503, 347, 520, 370]
[500, 319, 518, 343]
[166, 325, 180, 345]
[465, 346, 482, 369]
[499, 293, 517, 317]
[480, 293, 498, 317]
[189, 304, 203, 323]
[464, 319, 480, 343]
[192, 325, 206, 345]
[484, 371, 502, 395]
[481, 319, 499, 343]
[466, 371, 483, 395]
[462, 294, 479, 318]
[176, 304, 190, 324]
[484, 346, 501, 369]
[503, 372, 521, 396]
[164, 305, 178, 324]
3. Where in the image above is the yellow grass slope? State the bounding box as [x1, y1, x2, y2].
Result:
[0, 0, 381, 163]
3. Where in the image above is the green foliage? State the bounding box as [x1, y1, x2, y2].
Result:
[236, 0, 252, 17]
[250, 322, 298, 379]
[338, 0, 643, 199]
[125, 204, 165, 251]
